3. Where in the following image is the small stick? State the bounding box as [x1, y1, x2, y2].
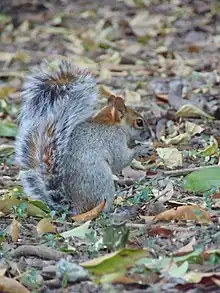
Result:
[161, 165, 219, 176]
[125, 223, 146, 228]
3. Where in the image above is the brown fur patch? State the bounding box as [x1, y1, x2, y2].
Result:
[91, 94, 145, 128]
[42, 146, 53, 170]
[46, 73, 75, 85]
[28, 135, 38, 168]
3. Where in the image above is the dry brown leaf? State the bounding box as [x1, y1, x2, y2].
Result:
[176, 104, 214, 119]
[175, 237, 196, 255]
[140, 215, 155, 223]
[100, 67, 112, 80]
[162, 133, 189, 145]
[152, 181, 174, 202]
[10, 218, 19, 242]
[148, 226, 173, 237]
[72, 200, 106, 223]
[154, 205, 212, 224]
[185, 121, 204, 136]
[124, 89, 141, 104]
[111, 275, 136, 284]
[36, 218, 56, 234]
[212, 192, 220, 199]
[157, 147, 183, 169]
[0, 276, 30, 293]
[122, 166, 145, 180]
[131, 159, 146, 170]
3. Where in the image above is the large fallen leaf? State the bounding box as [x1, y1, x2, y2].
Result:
[157, 148, 182, 169]
[176, 104, 214, 119]
[71, 200, 105, 223]
[81, 248, 148, 275]
[36, 218, 56, 234]
[154, 205, 212, 224]
[0, 122, 17, 137]
[0, 196, 47, 217]
[184, 166, 220, 192]
[60, 220, 91, 239]
[0, 276, 30, 293]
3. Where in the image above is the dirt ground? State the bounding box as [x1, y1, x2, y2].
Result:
[0, 0, 220, 292]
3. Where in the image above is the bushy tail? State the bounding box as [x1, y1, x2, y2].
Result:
[16, 58, 98, 167]
[15, 59, 98, 210]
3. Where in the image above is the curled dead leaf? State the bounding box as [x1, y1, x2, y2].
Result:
[199, 136, 218, 157]
[9, 218, 19, 242]
[72, 200, 106, 223]
[176, 104, 214, 119]
[36, 218, 56, 234]
[154, 205, 212, 224]
[157, 147, 182, 169]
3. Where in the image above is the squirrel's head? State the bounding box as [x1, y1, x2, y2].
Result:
[92, 95, 151, 143]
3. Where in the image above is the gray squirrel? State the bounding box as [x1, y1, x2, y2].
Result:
[15, 59, 151, 215]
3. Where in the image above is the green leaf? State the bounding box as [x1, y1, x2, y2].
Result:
[172, 249, 204, 264]
[168, 261, 189, 278]
[0, 144, 14, 156]
[28, 199, 51, 213]
[0, 196, 47, 217]
[184, 167, 220, 192]
[0, 122, 17, 137]
[81, 248, 148, 275]
[60, 220, 91, 239]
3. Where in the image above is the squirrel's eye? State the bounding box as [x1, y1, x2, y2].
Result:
[136, 118, 144, 128]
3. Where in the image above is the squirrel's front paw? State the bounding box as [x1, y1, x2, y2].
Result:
[134, 145, 155, 157]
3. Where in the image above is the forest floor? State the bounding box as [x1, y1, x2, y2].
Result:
[0, 0, 220, 292]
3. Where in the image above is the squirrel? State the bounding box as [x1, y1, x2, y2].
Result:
[15, 59, 151, 215]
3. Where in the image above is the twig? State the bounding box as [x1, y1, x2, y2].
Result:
[115, 178, 135, 186]
[161, 165, 219, 176]
[10, 245, 64, 261]
[125, 223, 146, 228]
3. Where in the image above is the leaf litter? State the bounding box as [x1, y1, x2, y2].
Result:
[0, 0, 220, 292]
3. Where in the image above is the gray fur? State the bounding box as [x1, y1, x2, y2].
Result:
[15, 59, 150, 214]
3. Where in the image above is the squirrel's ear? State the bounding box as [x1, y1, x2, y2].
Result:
[107, 95, 116, 106]
[114, 96, 126, 114]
